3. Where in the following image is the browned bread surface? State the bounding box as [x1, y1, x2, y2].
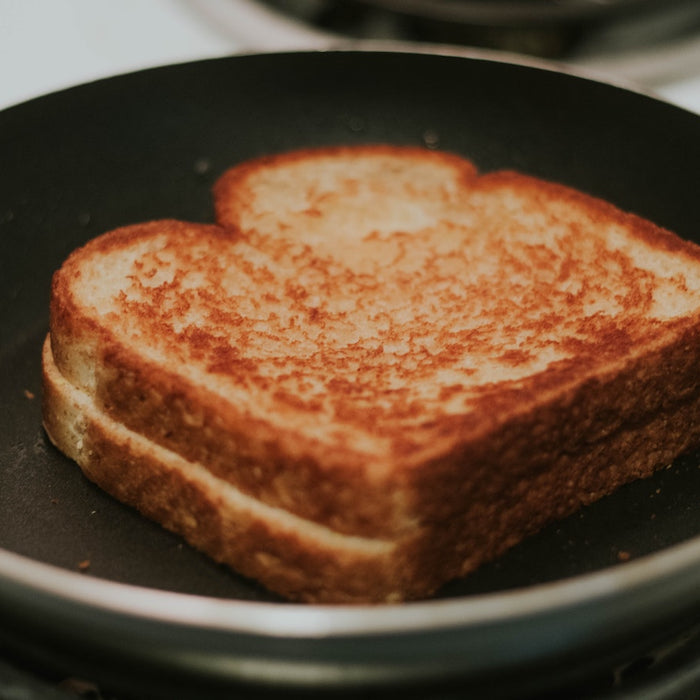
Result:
[43, 145, 700, 602]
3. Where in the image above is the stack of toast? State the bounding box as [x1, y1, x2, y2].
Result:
[42, 145, 700, 603]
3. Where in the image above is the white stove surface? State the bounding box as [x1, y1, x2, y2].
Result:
[2, 0, 700, 115]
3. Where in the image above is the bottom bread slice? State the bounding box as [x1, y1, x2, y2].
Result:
[42, 335, 700, 604]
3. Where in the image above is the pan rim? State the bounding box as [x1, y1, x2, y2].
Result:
[2, 531, 700, 638]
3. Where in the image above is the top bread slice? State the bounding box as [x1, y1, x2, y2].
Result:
[44, 145, 700, 602]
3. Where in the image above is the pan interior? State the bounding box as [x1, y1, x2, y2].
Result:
[2, 49, 700, 606]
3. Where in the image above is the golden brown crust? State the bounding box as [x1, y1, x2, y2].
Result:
[43, 145, 700, 602]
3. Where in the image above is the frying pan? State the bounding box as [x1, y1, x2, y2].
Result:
[2, 46, 700, 699]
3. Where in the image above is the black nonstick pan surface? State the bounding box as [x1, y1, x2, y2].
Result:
[2, 48, 700, 699]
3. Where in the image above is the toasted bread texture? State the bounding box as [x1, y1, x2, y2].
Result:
[43, 145, 700, 603]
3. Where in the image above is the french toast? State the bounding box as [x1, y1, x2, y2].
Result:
[42, 145, 700, 603]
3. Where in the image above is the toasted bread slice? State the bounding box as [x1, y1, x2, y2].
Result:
[43, 145, 700, 602]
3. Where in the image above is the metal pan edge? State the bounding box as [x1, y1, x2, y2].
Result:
[2, 532, 700, 691]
